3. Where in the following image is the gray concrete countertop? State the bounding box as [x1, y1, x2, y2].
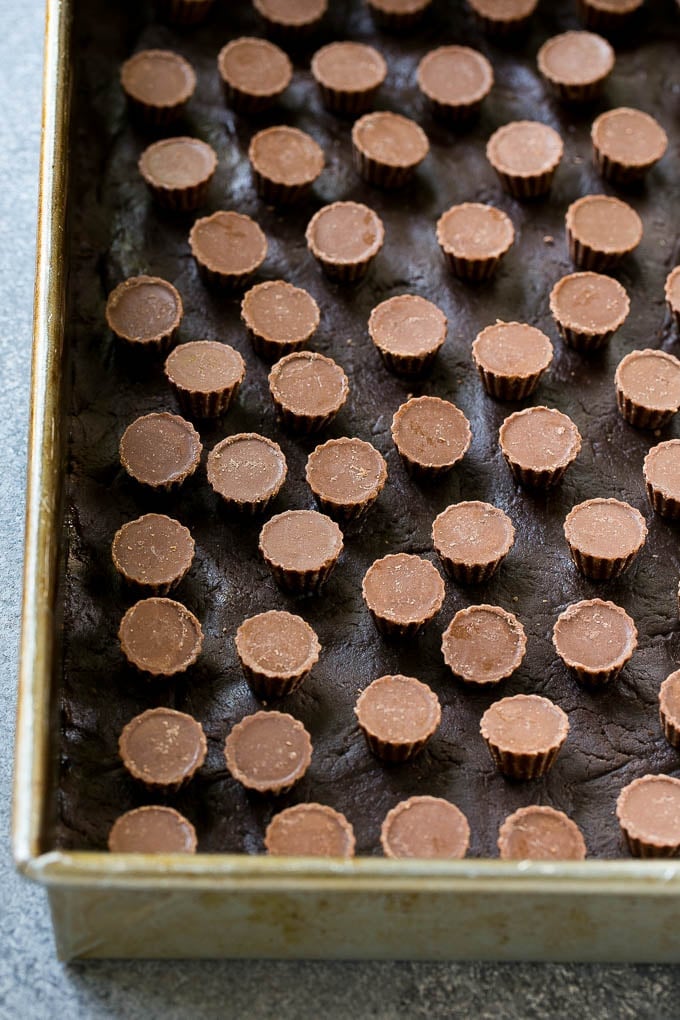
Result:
[1, 1, 679, 1015]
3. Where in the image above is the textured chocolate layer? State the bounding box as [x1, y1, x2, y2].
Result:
[57, 0, 680, 857]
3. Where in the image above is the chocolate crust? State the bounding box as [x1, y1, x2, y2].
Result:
[57, 0, 680, 860]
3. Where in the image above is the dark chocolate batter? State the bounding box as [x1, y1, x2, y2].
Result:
[57, 0, 680, 857]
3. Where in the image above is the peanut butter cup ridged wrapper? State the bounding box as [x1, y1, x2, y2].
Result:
[480, 694, 569, 780]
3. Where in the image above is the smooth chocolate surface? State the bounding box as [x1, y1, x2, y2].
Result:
[242, 280, 320, 348]
[352, 111, 429, 169]
[139, 137, 217, 190]
[436, 202, 514, 260]
[553, 598, 636, 672]
[119, 411, 202, 488]
[57, 0, 680, 858]
[106, 276, 182, 344]
[362, 553, 445, 625]
[119, 707, 207, 786]
[355, 674, 441, 745]
[432, 501, 515, 567]
[311, 41, 387, 94]
[165, 340, 245, 394]
[566, 194, 642, 256]
[118, 596, 203, 675]
[108, 804, 198, 853]
[224, 710, 313, 792]
[380, 795, 470, 859]
[442, 604, 526, 685]
[487, 120, 563, 176]
[207, 433, 287, 504]
[217, 36, 292, 97]
[264, 803, 355, 858]
[591, 107, 667, 168]
[112, 513, 195, 589]
[369, 295, 446, 358]
[563, 498, 646, 562]
[616, 349, 680, 413]
[120, 48, 196, 108]
[497, 805, 586, 860]
[481, 694, 569, 756]
[306, 437, 387, 507]
[616, 774, 680, 850]
[249, 125, 324, 187]
[537, 30, 613, 87]
[550, 270, 629, 333]
[236, 609, 320, 678]
[472, 322, 553, 378]
[417, 44, 493, 106]
[254, 0, 327, 30]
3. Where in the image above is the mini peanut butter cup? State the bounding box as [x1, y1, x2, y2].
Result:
[615, 349, 680, 430]
[139, 137, 217, 211]
[362, 553, 445, 638]
[105, 275, 183, 353]
[241, 280, 320, 360]
[591, 107, 668, 185]
[368, 294, 447, 376]
[643, 440, 680, 518]
[380, 796, 470, 859]
[217, 37, 292, 114]
[112, 513, 195, 594]
[119, 597, 203, 677]
[432, 501, 515, 584]
[578, 0, 644, 35]
[224, 710, 313, 794]
[616, 774, 680, 858]
[306, 201, 385, 282]
[417, 45, 493, 123]
[480, 694, 569, 780]
[391, 395, 471, 479]
[537, 31, 614, 102]
[351, 111, 429, 189]
[254, 0, 327, 39]
[553, 598, 637, 687]
[155, 0, 214, 25]
[119, 412, 202, 491]
[549, 271, 629, 352]
[499, 406, 581, 489]
[565, 194, 643, 271]
[235, 610, 321, 699]
[121, 49, 196, 126]
[311, 41, 387, 117]
[189, 210, 267, 289]
[249, 126, 324, 204]
[108, 806, 198, 854]
[119, 707, 207, 790]
[164, 341, 245, 418]
[259, 509, 344, 594]
[269, 351, 349, 432]
[467, 0, 538, 37]
[497, 806, 586, 861]
[265, 803, 355, 858]
[564, 498, 647, 581]
[207, 433, 287, 514]
[659, 670, 680, 749]
[472, 321, 553, 400]
[355, 674, 441, 761]
[367, 0, 432, 31]
[487, 120, 564, 199]
[665, 266, 680, 330]
[664, 265, 680, 328]
[441, 604, 526, 685]
[436, 202, 514, 282]
[305, 437, 387, 520]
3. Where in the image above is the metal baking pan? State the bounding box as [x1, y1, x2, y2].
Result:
[13, 0, 680, 961]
